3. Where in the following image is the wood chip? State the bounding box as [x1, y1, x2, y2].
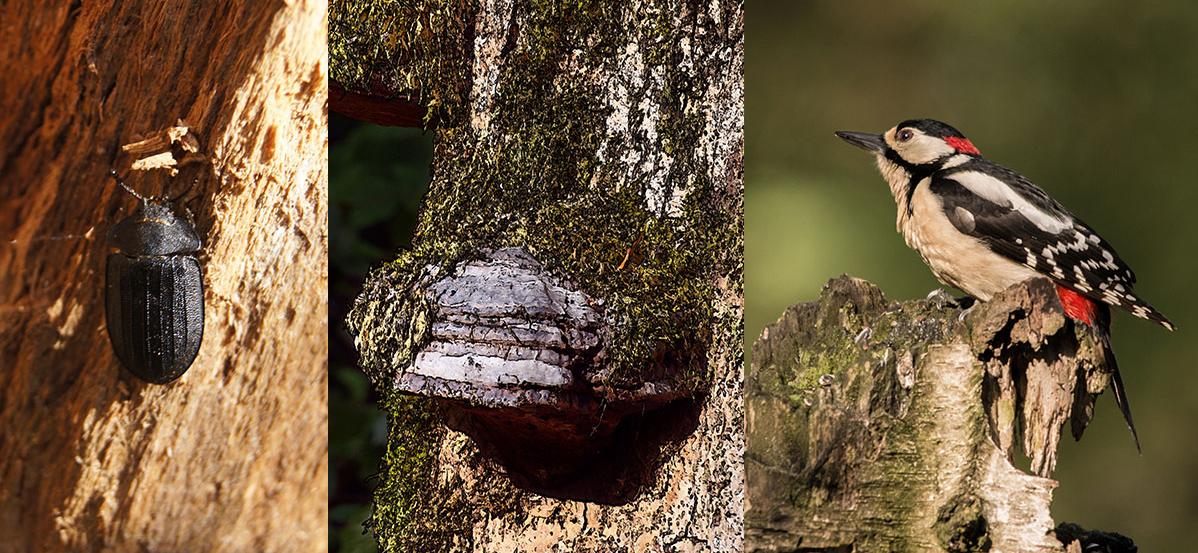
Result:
[120, 119, 205, 175]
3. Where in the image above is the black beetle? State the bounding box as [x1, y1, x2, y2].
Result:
[104, 171, 204, 384]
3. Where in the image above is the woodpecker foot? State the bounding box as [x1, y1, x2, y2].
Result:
[925, 289, 977, 322]
[853, 327, 872, 346]
[925, 288, 970, 309]
[925, 288, 952, 308]
[957, 303, 977, 324]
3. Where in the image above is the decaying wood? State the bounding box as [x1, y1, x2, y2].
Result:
[338, 0, 744, 550]
[969, 281, 1113, 477]
[119, 121, 205, 174]
[746, 276, 1136, 553]
[0, 3, 327, 552]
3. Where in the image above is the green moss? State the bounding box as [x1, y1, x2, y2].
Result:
[341, 2, 740, 548]
[329, 0, 476, 125]
[367, 395, 453, 551]
[350, 0, 736, 390]
[369, 392, 532, 551]
[758, 296, 877, 395]
[345, 247, 443, 386]
[935, 495, 993, 552]
[793, 331, 860, 391]
[753, 280, 967, 544]
[368, 393, 526, 551]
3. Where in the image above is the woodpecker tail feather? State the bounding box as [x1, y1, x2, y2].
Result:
[1103, 335, 1142, 453]
[1060, 289, 1142, 452]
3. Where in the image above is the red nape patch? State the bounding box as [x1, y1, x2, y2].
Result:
[1055, 285, 1098, 326]
[945, 136, 981, 155]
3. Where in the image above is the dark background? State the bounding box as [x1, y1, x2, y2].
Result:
[747, 1, 1198, 549]
[329, 113, 431, 553]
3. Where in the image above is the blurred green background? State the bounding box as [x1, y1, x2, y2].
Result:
[747, 1, 1198, 548]
[329, 113, 432, 553]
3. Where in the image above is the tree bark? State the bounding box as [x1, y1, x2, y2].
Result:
[746, 276, 1137, 553]
[0, 3, 328, 552]
[335, 1, 744, 551]
[330, 82, 425, 127]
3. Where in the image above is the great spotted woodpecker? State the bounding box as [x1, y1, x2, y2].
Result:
[836, 119, 1174, 451]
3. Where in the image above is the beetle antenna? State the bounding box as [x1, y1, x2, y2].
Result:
[109, 169, 147, 202]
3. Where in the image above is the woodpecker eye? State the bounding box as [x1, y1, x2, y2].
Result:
[897, 129, 914, 142]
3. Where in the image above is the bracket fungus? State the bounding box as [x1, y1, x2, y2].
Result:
[349, 247, 698, 492]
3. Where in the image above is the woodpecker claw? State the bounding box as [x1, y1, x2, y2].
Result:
[925, 288, 957, 309]
[957, 304, 977, 324]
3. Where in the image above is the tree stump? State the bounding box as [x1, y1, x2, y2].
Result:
[0, 3, 328, 551]
[746, 276, 1137, 553]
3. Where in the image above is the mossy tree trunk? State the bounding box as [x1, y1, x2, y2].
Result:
[746, 276, 1137, 553]
[0, 3, 328, 552]
[334, 1, 743, 551]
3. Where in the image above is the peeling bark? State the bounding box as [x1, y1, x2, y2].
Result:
[0, 3, 327, 552]
[337, 0, 744, 550]
[746, 276, 1136, 553]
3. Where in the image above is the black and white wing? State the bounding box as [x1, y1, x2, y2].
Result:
[931, 159, 1174, 330]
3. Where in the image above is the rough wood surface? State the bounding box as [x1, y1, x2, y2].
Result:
[337, 0, 744, 550]
[0, 3, 328, 552]
[746, 276, 1136, 553]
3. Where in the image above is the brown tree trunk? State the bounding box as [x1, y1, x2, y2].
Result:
[0, 2, 328, 552]
[334, 0, 744, 550]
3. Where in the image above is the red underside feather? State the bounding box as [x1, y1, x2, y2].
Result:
[1055, 284, 1098, 326]
[945, 136, 981, 155]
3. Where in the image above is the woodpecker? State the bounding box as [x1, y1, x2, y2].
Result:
[836, 119, 1173, 451]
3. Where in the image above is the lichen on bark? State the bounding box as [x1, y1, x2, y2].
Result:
[340, 0, 744, 550]
[330, 0, 476, 124]
[746, 276, 1137, 552]
[345, 0, 737, 395]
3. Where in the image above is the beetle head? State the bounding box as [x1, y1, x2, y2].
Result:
[108, 200, 201, 256]
[108, 171, 201, 256]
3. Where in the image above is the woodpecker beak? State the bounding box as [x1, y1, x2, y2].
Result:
[835, 131, 886, 152]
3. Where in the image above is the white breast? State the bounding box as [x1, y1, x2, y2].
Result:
[902, 179, 1039, 301]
